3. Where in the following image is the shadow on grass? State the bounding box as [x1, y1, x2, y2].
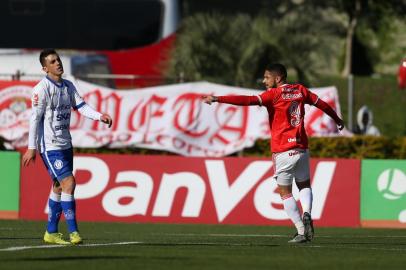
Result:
[4, 255, 187, 261]
[335, 242, 406, 246]
[0, 237, 40, 240]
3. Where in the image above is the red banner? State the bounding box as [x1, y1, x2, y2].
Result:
[20, 154, 360, 227]
[1, 79, 349, 156]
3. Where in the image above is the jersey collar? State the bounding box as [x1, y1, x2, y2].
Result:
[46, 76, 65, 88]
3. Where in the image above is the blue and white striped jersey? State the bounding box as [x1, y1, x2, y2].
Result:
[28, 76, 102, 152]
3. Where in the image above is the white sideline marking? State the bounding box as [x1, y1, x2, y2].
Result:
[1, 240, 405, 253]
[163, 233, 406, 239]
[0, 241, 142, 252]
[301, 245, 406, 252]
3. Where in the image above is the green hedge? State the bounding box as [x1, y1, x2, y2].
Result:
[243, 136, 406, 159]
[74, 136, 406, 159]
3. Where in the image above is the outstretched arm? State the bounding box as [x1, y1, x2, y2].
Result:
[314, 99, 344, 130]
[202, 95, 262, 106]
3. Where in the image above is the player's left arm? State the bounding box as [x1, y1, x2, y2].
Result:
[69, 82, 113, 128]
[304, 87, 344, 130]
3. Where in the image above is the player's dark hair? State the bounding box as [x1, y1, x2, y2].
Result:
[39, 49, 58, 67]
[265, 63, 287, 81]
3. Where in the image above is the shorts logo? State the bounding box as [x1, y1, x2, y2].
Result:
[54, 159, 63, 170]
[289, 151, 299, 156]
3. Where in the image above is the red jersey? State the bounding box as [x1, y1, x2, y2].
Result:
[218, 84, 322, 153]
[258, 84, 318, 152]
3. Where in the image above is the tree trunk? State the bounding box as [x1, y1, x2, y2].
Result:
[341, 0, 361, 77]
[341, 18, 356, 77]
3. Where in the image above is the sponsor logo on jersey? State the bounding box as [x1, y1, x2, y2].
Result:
[56, 112, 70, 121]
[287, 137, 301, 143]
[55, 124, 69, 131]
[32, 93, 39, 106]
[54, 159, 63, 170]
[51, 104, 70, 111]
[282, 93, 303, 100]
[282, 87, 297, 93]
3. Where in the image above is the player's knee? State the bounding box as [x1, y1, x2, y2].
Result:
[278, 184, 292, 197]
[60, 176, 76, 194]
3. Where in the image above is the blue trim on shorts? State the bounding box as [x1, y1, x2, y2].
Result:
[57, 172, 73, 182]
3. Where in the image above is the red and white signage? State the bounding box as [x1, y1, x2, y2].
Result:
[20, 154, 360, 227]
[1, 80, 344, 156]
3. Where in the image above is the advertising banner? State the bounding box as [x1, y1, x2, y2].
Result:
[361, 160, 406, 228]
[20, 154, 360, 227]
[0, 151, 20, 219]
[1, 79, 345, 156]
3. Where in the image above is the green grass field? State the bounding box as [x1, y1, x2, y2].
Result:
[0, 220, 405, 270]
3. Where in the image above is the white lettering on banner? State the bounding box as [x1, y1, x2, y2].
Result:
[1, 81, 345, 156]
[44, 156, 110, 214]
[254, 177, 286, 220]
[73, 157, 110, 199]
[152, 173, 206, 217]
[205, 160, 273, 222]
[254, 161, 336, 219]
[311, 161, 336, 219]
[44, 157, 336, 221]
[102, 171, 153, 217]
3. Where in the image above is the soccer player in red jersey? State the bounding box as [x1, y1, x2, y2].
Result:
[202, 63, 344, 243]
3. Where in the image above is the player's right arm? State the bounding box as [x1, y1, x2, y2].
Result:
[23, 85, 46, 166]
[202, 92, 272, 106]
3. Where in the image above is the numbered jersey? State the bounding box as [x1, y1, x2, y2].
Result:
[258, 84, 319, 153]
[28, 76, 85, 152]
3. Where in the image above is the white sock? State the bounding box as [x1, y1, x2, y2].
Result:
[61, 192, 73, 202]
[299, 188, 313, 215]
[282, 194, 305, 235]
[49, 192, 61, 202]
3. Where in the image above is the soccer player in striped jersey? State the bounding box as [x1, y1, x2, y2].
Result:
[22, 49, 113, 245]
[203, 63, 344, 243]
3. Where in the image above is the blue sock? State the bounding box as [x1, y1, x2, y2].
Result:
[61, 193, 78, 233]
[46, 193, 62, 233]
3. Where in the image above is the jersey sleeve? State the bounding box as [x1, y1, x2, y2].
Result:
[314, 98, 342, 123]
[258, 90, 274, 106]
[67, 81, 85, 110]
[302, 86, 319, 105]
[217, 90, 274, 106]
[217, 95, 261, 106]
[28, 84, 47, 149]
[77, 103, 102, 121]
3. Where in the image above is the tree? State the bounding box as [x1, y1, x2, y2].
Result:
[166, 10, 343, 86]
[320, 0, 406, 76]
